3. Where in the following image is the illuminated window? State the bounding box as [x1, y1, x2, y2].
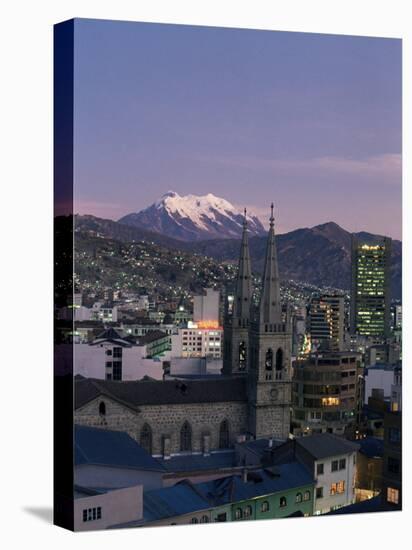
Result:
[330, 481, 345, 495]
[387, 487, 399, 504]
[322, 397, 340, 407]
[295, 493, 302, 503]
[279, 496, 287, 508]
[303, 491, 311, 501]
[235, 508, 243, 520]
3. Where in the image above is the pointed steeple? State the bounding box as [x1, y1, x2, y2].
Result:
[259, 203, 281, 324]
[233, 208, 252, 322]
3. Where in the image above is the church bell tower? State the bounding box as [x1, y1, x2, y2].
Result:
[247, 204, 292, 440]
[223, 209, 253, 375]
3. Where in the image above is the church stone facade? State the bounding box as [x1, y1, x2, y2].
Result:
[75, 206, 292, 456]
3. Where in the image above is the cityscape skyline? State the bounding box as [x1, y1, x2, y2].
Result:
[74, 19, 401, 239]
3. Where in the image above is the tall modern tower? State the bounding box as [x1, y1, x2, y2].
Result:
[350, 236, 392, 339]
[222, 209, 253, 374]
[247, 204, 292, 439]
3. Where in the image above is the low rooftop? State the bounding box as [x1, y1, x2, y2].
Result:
[75, 425, 165, 472]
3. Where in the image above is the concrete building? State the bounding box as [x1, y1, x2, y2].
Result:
[193, 288, 220, 324]
[74, 328, 167, 381]
[292, 352, 363, 436]
[350, 236, 391, 338]
[171, 323, 223, 359]
[364, 364, 399, 402]
[74, 485, 143, 531]
[308, 293, 344, 352]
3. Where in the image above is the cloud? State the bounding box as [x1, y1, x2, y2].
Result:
[74, 200, 127, 220]
[197, 152, 402, 184]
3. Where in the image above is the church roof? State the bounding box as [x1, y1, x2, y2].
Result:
[75, 376, 247, 411]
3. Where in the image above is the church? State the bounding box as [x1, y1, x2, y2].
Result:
[75, 205, 293, 457]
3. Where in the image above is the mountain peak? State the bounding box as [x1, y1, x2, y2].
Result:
[119, 192, 266, 241]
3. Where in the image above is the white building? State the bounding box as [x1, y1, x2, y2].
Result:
[193, 288, 220, 323]
[74, 328, 166, 381]
[293, 434, 359, 515]
[364, 365, 397, 402]
[171, 321, 223, 359]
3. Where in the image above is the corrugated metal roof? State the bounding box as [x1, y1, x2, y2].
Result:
[75, 425, 165, 472]
[143, 462, 314, 521]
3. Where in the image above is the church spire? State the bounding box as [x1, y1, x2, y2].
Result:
[259, 203, 281, 324]
[233, 208, 252, 321]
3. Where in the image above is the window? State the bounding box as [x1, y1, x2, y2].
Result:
[317, 463, 324, 476]
[113, 347, 122, 358]
[105, 361, 112, 369]
[219, 420, 230, 449]
[140, 423, 152, 454]
[275, 348, 283, 371]
[387, 457, 400, 474]
[239, 341, 247, 371]
[216, 513, 227, 522]
[265, 349, 273, 371]
[106, 373, 112, 380]
[105, 349, 112, 356]
[244, 505, 252, 518]
[83, 507, 102, 522]
[331, 460, 339, 472]
[191, 518, 198, 524]
[330, 481, 345, 495]
[316, 487, 323, 499]
[200, 515, 209, 523]
[113, 361, 122, 380]
[279, 496, 287, 508]
[261, 501, 270, 513]
[303, 491, 311, 501]
[235, 508, 243, 520]
[389, 427, 401, 443]
[387, 487, 399, 505]
[99, 401, 106, 416]
[180, 421, 192, 452]
[339, 458, 346, 470]
[295, 493, 302, 503]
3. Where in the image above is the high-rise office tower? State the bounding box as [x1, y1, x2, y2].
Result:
[308, 293, 344, 351]
[350, 236, 391, 338]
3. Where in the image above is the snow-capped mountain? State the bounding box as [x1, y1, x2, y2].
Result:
[118, 191, 266, 241]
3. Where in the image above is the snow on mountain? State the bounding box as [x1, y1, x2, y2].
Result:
[118, 191, 266, 242]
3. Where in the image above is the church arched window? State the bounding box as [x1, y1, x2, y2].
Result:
[180, 421, 192, 452]
[239, 341, 246, 370]
[276, 348, 283, 371]
[99, 401, 106, 416]
[140, 423, 152, 454]
[265, 349, 273, 371]
[219, 419, 230, 449]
